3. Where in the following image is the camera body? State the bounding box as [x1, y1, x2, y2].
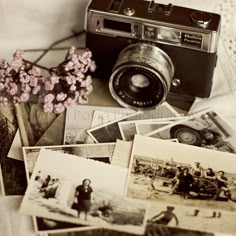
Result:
[85, 0, 221, 109]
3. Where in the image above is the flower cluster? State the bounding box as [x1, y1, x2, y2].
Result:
[40, 46, 96, 114]
[0, 50, 43, 105]
[0, 47, 96, 113]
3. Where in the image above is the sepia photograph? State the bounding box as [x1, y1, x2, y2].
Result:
[146, 109, 236, 154]
[20, 149, 147, 234]
[23, 143, 115, 178]
[0, 164, 5, 195]
[146, 201, 236, 235]
[85, 110, 128, 144]
[23, 143, 115, 234]
[64, 105, 132, 145]
[135, 119, 179, 136]
[15, 103, 58, 146]
[125, 135, 236, 215]
[118, 103, 180, 141]
[111, 140, 133, 168]
[35, 112, 66, 146]
[7, 129, 24, 161]
[46, 225, 214, 236]
[87, 111, 142, 143]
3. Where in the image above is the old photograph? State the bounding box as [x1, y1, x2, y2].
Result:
[20, 149, 147, 234]
[35, 112, 66, 146]
[23, 143, 115, 234]
[85, 110, 127, 144]
[125, 135, 236, 214]
[47, 226, 214, 236]
[64, 105, 132, 145]
[146, 201, 236, 235]
[7, 129, 24, 161]
[0, 164, 5, 195]
[87, 103, 179, 143]
[136, 119, 180, 136]
[146, 109, 236, 154]
[15, 103, 57, 146]
[118, 103, 180, 141]
[0, 105, 27, 195]
[0, 105, 18, 162]
[111, 140, 133, 168]
[23, 143, 115, 178]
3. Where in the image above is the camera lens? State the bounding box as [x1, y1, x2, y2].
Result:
[109, 43, 174, 110]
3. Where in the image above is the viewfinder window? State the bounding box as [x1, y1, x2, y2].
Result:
[103, 19, 131, 33]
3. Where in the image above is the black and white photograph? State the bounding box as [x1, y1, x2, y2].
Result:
[64, 105, 132, 145]
[125, 135, 236, 222]
[35, 112, 66, 146]
[0, 105, 27, 195]
[87, 103, 179, 143]
[0, 105, 18, 162]
[15, 103, 57, 146]
[135, 117, 183, 136]
[146, 109, 236, 154]
[7, 129, 24, 161]
[111, 140, 133, 168]
[23, 143, 115, 178]
[85, 110, 127, 144]
[0, 164, 5, 195]
[23, 143, 115, 234]
[20, 149, 147, 234]
[146, 201, 236, 235]
[118, 103, 180, 141]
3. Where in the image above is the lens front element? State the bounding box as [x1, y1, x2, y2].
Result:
[109, 43, 174, 110]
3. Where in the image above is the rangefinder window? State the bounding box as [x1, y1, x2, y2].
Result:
[103, 19, 132, 33]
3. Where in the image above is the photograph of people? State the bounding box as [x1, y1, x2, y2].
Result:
[74, 179, 93, 220]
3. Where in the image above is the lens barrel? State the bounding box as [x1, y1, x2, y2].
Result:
[109, 43, 174, 110]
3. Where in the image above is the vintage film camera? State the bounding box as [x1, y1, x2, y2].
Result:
[85, 0, 221, 110]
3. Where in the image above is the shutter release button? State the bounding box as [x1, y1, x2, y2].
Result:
[191, 11, 212, 28]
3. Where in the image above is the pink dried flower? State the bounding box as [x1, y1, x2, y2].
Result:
[79, 51, 92, 65]
[64, 61, 74, 71]
[63, 97, 76, 108]
[29, 76, 38, 87]
[0, 59, 8, 69]
[44, 80, 54, 91]
[28, 66, 41, 77]
[50, 75, 59, 85]
[81, 75, 92, 87]
[19, 73, 31, 84]
[20, 92, 29, 102]
[70, 84, 77, 91]
[77, 89, 88, 104]
[11, 49, 24, 70]
[86, 84, 93, 94]
[66, 75, 76, 85]
[54, 103, 65, 114]
[8, 83, 18, 95]
[56, 92, 67, 101]
[0, 83, 4, 90]
[43, 102, 54, 113]
[44, 93, 55, 103]
[21, 83, 31, 93]
[89, 60, 96, 72]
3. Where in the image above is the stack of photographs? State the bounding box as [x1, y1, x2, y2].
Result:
[3, 102, 236, 236]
